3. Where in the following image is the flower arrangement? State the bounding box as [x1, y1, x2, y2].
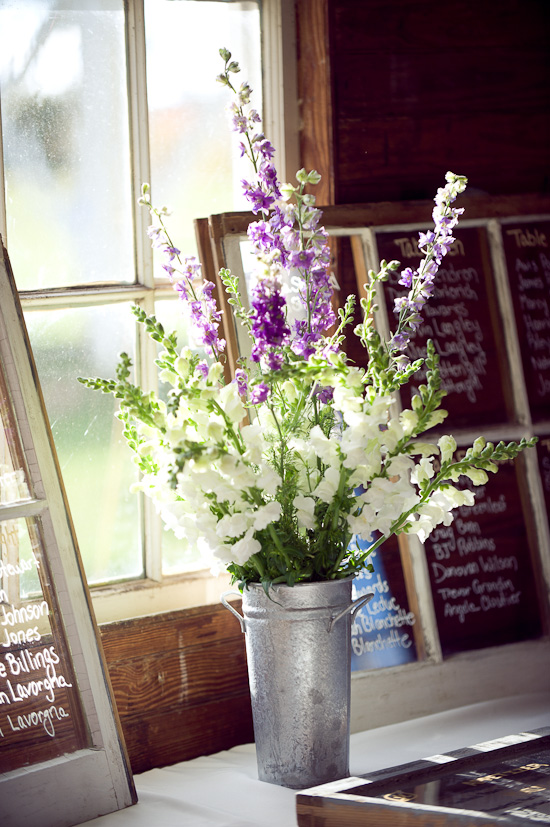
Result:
[79, 49, 535, 591]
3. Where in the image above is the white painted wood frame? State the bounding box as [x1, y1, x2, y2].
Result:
[0, 241, 136, 827]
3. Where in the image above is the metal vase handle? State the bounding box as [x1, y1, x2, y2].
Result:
[221, 589, 374, 634]
[328, 591, 374, 632]
[221, 590, 247, 633]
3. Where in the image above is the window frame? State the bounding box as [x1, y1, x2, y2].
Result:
[0, 0, 295, 617]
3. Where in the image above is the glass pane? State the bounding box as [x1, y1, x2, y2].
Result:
[145, 0, 262, 264]
[24, 304, 142, 585]
[0, 520, 90, 772]
[0, 0, 134, 289]
[0, 361, 31, 506]
[154, 297, 207, 574]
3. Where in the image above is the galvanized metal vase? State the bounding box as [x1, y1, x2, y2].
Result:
[221, 578, 372, 789]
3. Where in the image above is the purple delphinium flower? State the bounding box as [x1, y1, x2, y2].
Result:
[250, 382, 269, 404]
[250, 277, 290, 371]
[314, 384, 334, 404]
[196, 361, 209, 378]
[390, 173, 467, 352]
[241, 181, 276, 215]
[234, 368, 248, 395]
[398, 267, 414, 288]
[169, 256, 225, 358]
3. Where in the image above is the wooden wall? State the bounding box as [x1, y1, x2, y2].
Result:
[296, 0, 550, 203]
[100, 602, 252, 774]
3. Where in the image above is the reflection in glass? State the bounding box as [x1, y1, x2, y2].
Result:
[0, 359, 31, 506]
[0, 0, 133, 289]
[24, 304, 142, 585]
[145, 0, 262, 263]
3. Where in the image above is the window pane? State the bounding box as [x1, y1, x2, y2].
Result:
[0, 0, 134, 289]
[145, 0, 262, 264]
[24, 304, 142, 585]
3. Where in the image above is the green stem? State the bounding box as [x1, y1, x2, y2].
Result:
[268, 524, 291, 567]
[249, 553, 266, 578]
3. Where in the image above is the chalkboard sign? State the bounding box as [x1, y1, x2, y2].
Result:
[502, 220, 550, 423]
[423, 462, 541, 656]
[376, 226, 511, 430]
[0, 241, 135, 826]
[536, 435, 550, 525]
[0, 358, 89, 770]
[351, 536, 418, 671]
[297, 728, 550, 826]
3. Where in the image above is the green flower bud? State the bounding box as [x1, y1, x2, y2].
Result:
[471, 436, 486, 457]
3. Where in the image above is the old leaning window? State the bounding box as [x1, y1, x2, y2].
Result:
[0, 0, 263, 590]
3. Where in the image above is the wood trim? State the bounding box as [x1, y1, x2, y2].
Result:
[296, 0, 335, 204]
[201, 193, 550, 238]
[100, 601, 253, 774]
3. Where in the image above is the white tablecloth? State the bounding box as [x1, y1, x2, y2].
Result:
[86, 692, 549, 827]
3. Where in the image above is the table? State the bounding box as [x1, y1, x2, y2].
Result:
[83, 692, 550, 827]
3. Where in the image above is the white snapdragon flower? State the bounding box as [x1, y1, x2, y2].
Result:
[359, 474, 419, 537]
[294, 495, 315, 529]
[405, 513, 435, 544]
[281, 379, 298, 403]
[400, 408, 419, 435]
[206, 418, 226, 443]
[218, 454, 259, 491]
[341, 410, 382, 447]
[218, 381, 246, 424]
[216, 510, 254, 539]
[259, 464, 281, 497]
[159, 367, 179, 386]
[290, 436, 317, 466]
[174, 347, 193, 378]
[409, 442, 439, 457]
[342, 439, 382, 476]
[346, 508, 373, 541]
[348, 457, 381, 487]
[364, 391, 392, 420]
[256, 406, 278, 433]
[462, 467, 489, 486]
[410, 457, 436, 487]
[241, 422, 265, 464]
[229, 528, 262, 565]
[207, 361, 224, 384]
[433, 485, 475, 509]
[438, 434, 457, 463]
[332, 383, 363, 414]
[386, 454, 415, 480]
[309, 424, 340, 466]
[312, 465, 342, 503]
[253, 500, 282, 531]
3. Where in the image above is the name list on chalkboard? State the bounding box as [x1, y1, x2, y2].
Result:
[502, 220, 550, 423]
[376, 226, 511, 430]
[351, 536, 417, 672]
[422, 462, 541, 656]
[0, 515, 88, 772]
[0, 355, 87, 772]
